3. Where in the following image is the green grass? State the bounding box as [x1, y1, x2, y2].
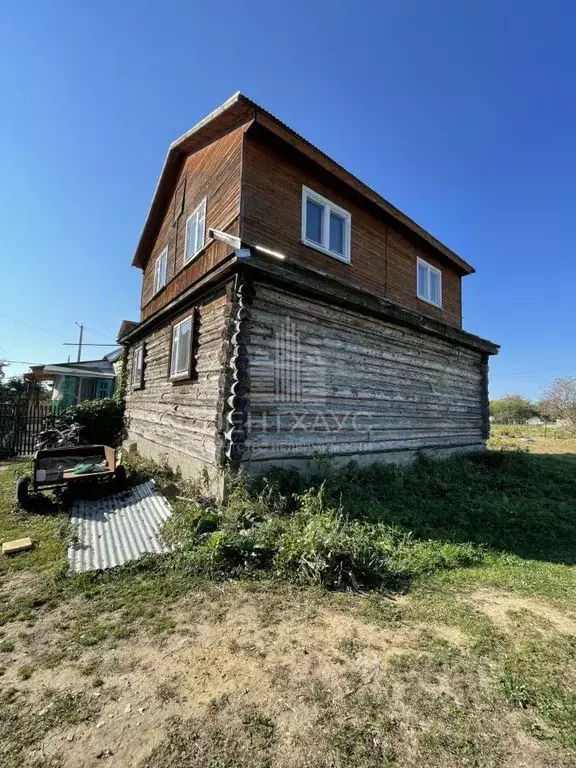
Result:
[0, 460, 68, 577]
[491, 424, 573, 440]
[1, 444, 576, 767]
[155, 449, 576, 598]
[0, 686, 102, 768]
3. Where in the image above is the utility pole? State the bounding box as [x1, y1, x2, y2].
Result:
[76, 322, 83, 362]
[63, 322, 117, 360]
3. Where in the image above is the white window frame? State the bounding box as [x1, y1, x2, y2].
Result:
[416, 257, 443, 308]
[170, 314, 194, 380]
[153, 247, 168, 295]
[301, 186, 351, 264]
[131, 344, 144, 390]
[184, 198, 207, 265]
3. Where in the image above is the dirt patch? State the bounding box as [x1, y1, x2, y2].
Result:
[0, 569, 44, 600]
[467, 588, 576, 635]
[1, 584, 573, 767]
[1, 589, 414, 768]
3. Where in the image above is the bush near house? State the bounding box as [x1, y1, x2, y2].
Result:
[55, 397, 127, 447]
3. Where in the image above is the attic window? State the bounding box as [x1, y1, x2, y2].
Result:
[184, 199, 207, 265]
[417, 258, 442, 308]
[301, 186, 351, 263]
[153, 248, 168, 295]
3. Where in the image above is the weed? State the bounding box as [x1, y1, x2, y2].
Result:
[17, 665, 34, 680]
[156, 681, 179, 703]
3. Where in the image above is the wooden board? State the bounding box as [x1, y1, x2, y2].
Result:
[2, 538, 33, 555]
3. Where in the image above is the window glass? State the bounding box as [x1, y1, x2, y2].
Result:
[302, 187, 351, 262]
[154, 250, 167, 294]
[305, 198, 324, 244]
[417, 262, 428, 297]
[186, 215, 198, 261]
[132, 345, 143, 387]
[417, 260, 442, 307]
[329, 212, 345, 255]
[171, 317, 193, 377]
[185, 201, 206, 263]
[429, 270, 440, 305]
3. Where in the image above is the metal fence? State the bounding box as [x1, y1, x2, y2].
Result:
[0, 401, 60, 457]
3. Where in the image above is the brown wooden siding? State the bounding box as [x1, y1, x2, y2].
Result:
[243, 284, 484, 466]
[125, 289, 229, 469]
[386, 230, 461, 325]
[241, 130, 462, 328]
[140, 122, 249, 320]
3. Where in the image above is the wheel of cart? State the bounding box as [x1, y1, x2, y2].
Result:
[15, 475, 31, 507]
[114, 464, 127, 488]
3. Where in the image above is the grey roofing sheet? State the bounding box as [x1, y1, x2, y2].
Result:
[68, 480, 173, 573]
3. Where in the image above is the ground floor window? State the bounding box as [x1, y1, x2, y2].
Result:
[170, 315, 194, 380]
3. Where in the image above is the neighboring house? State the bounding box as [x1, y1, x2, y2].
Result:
[118, 93, 499, 481]
[27, 350, 120, 407]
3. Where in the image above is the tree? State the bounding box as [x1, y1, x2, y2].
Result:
[539, 377, 576, 430]
[490, 394, 537, 424]
[0, 373, 50, 405]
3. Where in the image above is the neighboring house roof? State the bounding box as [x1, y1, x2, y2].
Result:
[131, 92, 475, 276]
[104, 347, 123, 363]
[28, 358, 115, 381]
[117, 320, 138, 341]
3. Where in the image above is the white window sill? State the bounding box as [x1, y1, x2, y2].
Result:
[417, 294, 443, 309]
[300, 239, 351, 265]
[183, 240, 211, 268]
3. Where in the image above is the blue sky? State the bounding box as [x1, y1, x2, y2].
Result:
[0, 0, 574, 399]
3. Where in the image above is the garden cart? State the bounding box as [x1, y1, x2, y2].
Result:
[16, 444, 126, 506]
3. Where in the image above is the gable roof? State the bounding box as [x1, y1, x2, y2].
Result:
[132, 93, 474, 275]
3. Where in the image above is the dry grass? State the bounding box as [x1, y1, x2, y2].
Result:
[1, 433, 576, 767]
[489, 424, 576, 457]
[1, 580, 575, 768]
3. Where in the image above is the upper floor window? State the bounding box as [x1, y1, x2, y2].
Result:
[170, 314, 195, 380]
[301, 186, 351, 263]
[153, 248, 168, 295]
[184, 199, 207, 265]
[417, 258, 442, 308]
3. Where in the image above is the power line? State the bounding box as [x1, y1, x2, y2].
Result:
[83, 324, 117, 342]
[0, 312, 66, 339]
[2, 360, 39, 365]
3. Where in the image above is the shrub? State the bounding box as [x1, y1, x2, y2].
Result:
[0, 430, 16, 460]
[55, 398, 127, 447]
[120, 446, 576, 592]
[273, 486, 394, 589]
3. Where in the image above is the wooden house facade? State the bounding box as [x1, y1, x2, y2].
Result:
[119, 93, 498, 480]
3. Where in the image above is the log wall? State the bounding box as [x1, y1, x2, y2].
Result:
[125, 288, 229, 477]
[242, 283, 487, 470]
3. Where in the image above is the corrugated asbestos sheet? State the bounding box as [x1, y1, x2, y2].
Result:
[68, 480, 173, 573]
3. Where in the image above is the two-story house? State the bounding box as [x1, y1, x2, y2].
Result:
[118, 93, 499, 481]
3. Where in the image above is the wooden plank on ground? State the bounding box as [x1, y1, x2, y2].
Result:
[2, 537, 33, 555]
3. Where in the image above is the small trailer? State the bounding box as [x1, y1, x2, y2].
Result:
[16, 444, 126, 506]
